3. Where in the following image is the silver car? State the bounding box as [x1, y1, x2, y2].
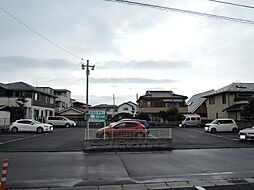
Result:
[46, 116, 76, 128]
[239, 127, 254, 141]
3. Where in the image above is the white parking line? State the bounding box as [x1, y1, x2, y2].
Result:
[0, 128, 68, 145]
[195, 186, 206, 190]
[181, 128, 239, 142]
[0, 134, 42, 145]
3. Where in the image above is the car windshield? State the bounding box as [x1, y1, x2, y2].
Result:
[211, 120, 219, 124]
[33, 120, 42, 124]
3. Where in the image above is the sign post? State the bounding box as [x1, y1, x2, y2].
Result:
[88, 110, 106, 123]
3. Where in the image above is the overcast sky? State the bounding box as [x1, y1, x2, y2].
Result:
[1, 0, 254, 105]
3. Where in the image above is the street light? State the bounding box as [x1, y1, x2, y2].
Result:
[81, 59, 95, 140]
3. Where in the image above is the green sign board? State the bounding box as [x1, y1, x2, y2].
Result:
[88, 110, 106, 122]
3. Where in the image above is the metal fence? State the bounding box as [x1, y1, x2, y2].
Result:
[84, 128, 172, 140]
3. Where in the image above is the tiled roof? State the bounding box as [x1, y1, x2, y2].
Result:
[137, 90, 187, 102]
[204, 83, 254, 97]
[1, 82, 56, 97]
[187, 90, 214, 113]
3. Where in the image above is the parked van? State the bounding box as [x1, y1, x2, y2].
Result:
[179, 114, 201, 127]
[46, 116, 76, 128]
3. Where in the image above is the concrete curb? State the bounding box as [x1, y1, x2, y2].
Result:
[7, 177, 254, 190]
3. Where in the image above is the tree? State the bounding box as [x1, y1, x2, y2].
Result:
[10, 97, 28, 121]
[158, 107, 183, 121]
[112, 112, 133, 121]
[241, 99, 254, 121]
[136, 112, 150, 121]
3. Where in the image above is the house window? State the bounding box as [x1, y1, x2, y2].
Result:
[34, 93, 40, 101]
[123, 107, 128, 111]
[209, 96, 215, 105]
[222, 94, 226, 104]
[50, 97, 54, 104]
[46, 96, 50, 103]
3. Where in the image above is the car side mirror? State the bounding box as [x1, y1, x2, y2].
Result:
[31, 123, 34, 125]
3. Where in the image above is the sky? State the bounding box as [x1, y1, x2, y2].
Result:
[0, 0, 254, 105]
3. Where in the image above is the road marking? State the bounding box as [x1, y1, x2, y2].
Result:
[0, 128, 68, 145]
[0, 134, 42, 145]
[181, 128, 239, 142]
[195, 186, 206, 190]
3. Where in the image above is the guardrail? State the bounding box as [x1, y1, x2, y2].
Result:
[83, 128, 172, 152]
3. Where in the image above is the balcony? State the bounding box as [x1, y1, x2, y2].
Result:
[139, 106, 188, 113]
[0, 97, 32, 107]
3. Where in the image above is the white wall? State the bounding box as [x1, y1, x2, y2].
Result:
[0, 111, 10, 126]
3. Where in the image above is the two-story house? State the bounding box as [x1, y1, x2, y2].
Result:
[0, 82, 56, 122]
[137, 90, 188, 121]
[91, 104, 117, 120]
[204, 83, 254, 120]
[116, 101, 138, 117]
[187, 90, 214, 118]
[37, 87, 71, 113]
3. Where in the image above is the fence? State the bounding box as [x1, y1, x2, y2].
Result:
[83, 128, 172, 151]
[84, 128, 172, 140]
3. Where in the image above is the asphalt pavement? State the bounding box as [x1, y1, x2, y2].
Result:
[1, 126, 254, 189]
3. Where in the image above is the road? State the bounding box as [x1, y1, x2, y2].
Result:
[0, 127, 254, 189]
[1, 148, 254, 188]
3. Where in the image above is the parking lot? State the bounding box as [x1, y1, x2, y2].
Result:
[0, 126, 254, 151]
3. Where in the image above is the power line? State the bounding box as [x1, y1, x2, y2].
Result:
[102, 0, 254, 25]
[0, 7, 83, 60]
[208, 0, 254, 9]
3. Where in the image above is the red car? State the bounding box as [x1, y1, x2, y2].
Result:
[96, 121, 147, 138]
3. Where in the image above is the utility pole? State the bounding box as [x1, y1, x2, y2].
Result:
[81, 59, 95, 140]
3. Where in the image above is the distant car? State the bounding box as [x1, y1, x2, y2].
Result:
[96, 121, 147, 138]
[119, 119, 150, 129]
[204, 118, 238, 133]
[239, 127, 254, 141]
[10, 119, 53, 134]
[46, 116, 76, 128]
[179, 114, 201, 127]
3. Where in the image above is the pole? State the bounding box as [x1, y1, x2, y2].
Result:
[81, 59, 95, 140]
[86, 60, 90, 140]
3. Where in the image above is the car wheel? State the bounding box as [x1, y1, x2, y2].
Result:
[37, 127, 43, 134]
[12, 127, 18, 133]
[232, 128, 238, 133]
[65, 123, 70, 128]
[211, 128, 217, 133]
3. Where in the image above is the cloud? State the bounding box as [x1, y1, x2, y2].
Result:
[90, 77, 176, 84]
[96, 60, 189, 70]
[0, 56, 78, 71]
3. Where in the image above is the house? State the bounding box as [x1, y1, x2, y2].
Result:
[187, 90, 214, 118]
[204, 83, 254, 120]
[91, 104, 117, 120]
[137, 90, 188, 121]
[37, 87, 71, 112]
[116, 101, 138, 117]
[0, 82, 56, 122]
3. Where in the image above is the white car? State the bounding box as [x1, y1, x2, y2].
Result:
[204, 118, 238, 133]
[10, 119, 53, 134]
[239, 127, 254, 141]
